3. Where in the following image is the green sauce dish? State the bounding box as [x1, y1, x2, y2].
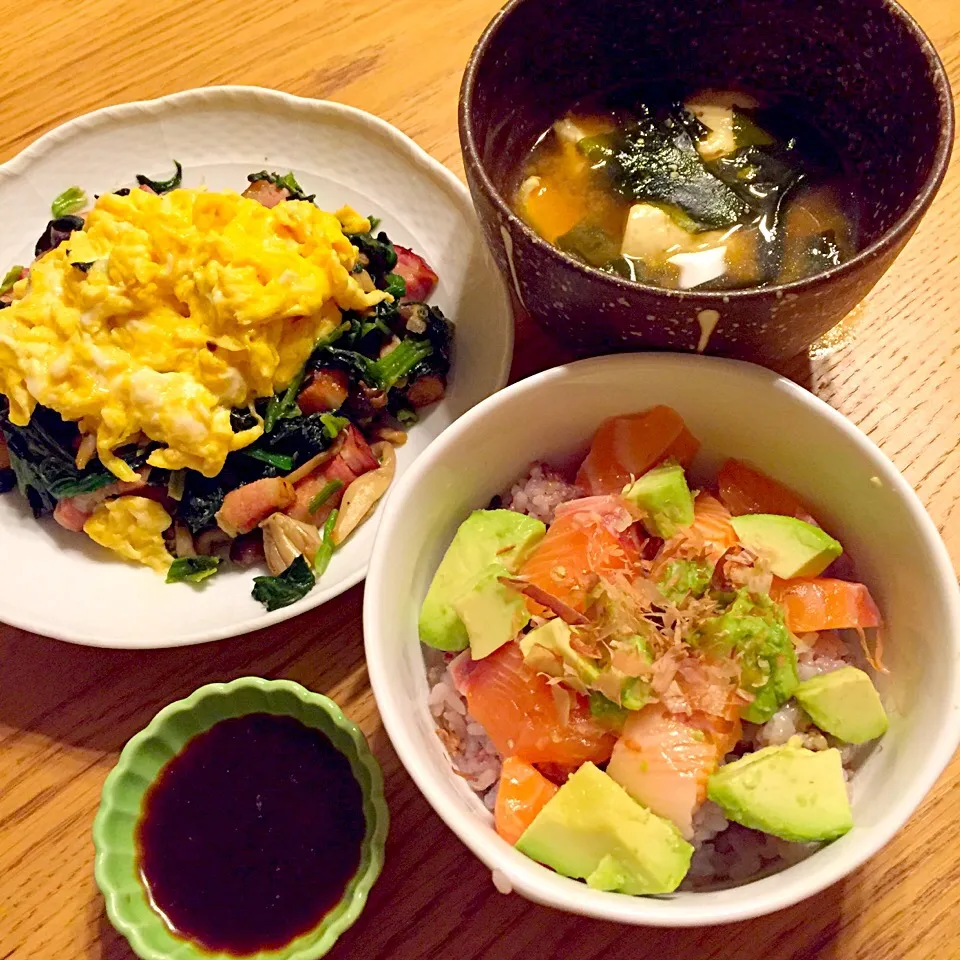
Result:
[93, 677, 388, 960]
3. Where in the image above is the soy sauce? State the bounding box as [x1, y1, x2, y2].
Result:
[137, 713, 366, 955]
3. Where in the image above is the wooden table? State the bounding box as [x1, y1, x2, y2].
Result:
[2, 1, 959, 957]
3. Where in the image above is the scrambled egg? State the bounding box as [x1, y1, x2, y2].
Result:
[83, 496, 174, 573]
[0, 189, 384, 481]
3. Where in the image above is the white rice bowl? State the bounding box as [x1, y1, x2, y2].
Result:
[363, 354, 960, 925]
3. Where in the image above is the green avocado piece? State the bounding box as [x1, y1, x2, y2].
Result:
[794, 666, 889, 744]
[657, 557, 713, 603]
[730, 514, 842, 579]
[588, 691, 629, 724]
[418, 510, 546, 651]
[516, 762, 693, 894]
[707, 739, 853, 842]
[519, 618, 599, 689]
[618, 635, 653, 709]
[622, 462, 695, 538]
[452, 563, 531, 660]
[693, 590, 799, 724]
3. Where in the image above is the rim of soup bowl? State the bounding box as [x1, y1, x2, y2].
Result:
[458, 0, 955, 304]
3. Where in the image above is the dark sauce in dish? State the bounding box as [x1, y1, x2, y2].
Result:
[137, 713, 366, 955]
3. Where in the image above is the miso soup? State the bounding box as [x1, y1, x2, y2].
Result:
[514, 90, 860, 290]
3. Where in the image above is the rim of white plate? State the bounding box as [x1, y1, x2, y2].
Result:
[0, 86, 512, 647]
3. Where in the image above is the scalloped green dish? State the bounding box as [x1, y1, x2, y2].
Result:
[93, 677, 388, 960]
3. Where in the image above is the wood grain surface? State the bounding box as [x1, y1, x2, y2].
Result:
[1, 1, 959, 957]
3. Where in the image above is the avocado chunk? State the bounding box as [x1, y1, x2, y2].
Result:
[794, 666, 888, 744]
[657, 557, 713, 603]
[419, 510, 546, 651]
[519, 618, 599, 690]
[622, 463, 695, 538]
[615, 635, 653, 709]
[730, 514, 842, 579]
[707, 738, 853, 842]
[693, 589, 799, 724]
[516, 762, 693, 894]
[452, 563, 531, 660]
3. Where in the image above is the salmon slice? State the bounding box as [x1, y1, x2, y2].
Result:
[606, 699, 741, 840]
[494, 756, 559, 845]
[718, 458, 815, 521]
[771, 577, 881, 633]
[517, 499, 640, 615]
[453, 642, 616, 767]
[665, 491, 739, 567]
[576, 407, 700, 495]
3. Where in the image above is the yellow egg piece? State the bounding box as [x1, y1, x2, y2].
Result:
[83, 496, 175, 573]
[0, 189, 384, 481]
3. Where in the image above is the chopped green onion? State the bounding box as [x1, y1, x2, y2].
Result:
[167, 470, 186, 502]
[51, 186, 87, 218]
[367, 337, 433, 390]
[319, 413, 349, 439]
[367, 215, 382, 231]
[167, 556, 220, 584]
[308, 479, 344, 513]
[313, 509, 339, 577]
[264, 366, 306, 433]
[0, 266, 24, 295]
[242, 448, 294, 471]
[136, 160, 183, 194]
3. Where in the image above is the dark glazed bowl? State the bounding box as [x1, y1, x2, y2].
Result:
[459, 0, 953, 362]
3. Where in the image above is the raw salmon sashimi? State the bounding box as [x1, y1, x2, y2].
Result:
[518, 497, 641, 615]
[718, 458, 816, 522]
[771, 577, 881, 633]
[665, 491, 739, 566]
[606, 697, 742, 841]
[451, 642, 616, 767]
[494, 756, 559, 845]
[576, 406, 701, 495]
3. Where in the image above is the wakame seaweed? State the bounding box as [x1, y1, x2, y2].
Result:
[252, 555, 316, 611]
[35, 215, 84, 259]
[346, 226, 398, 284]
[177, 472, 229, 534]
[0, 402, 150, 516]
[136, 160, 183, 194]
[591, 106, 751, 230]
[166, 556, 221, 584]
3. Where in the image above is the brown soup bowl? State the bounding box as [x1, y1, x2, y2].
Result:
[459, 0, 953, 363]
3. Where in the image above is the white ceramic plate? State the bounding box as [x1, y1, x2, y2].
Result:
[364, 354, 960, 925]
[0, 86, 512, 648]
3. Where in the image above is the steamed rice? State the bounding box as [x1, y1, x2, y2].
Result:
[425, 461, 871, 887]
[427, 650, 502, 809]
[503, 462, 581, 524]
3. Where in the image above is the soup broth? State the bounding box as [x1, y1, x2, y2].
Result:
[514, 90, 860, 291]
